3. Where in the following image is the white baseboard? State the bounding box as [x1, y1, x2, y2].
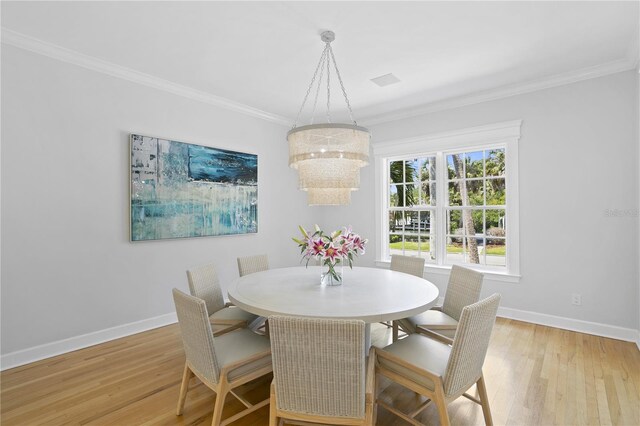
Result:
[0, 312, 177, 371]
[2, 306, 638, 371]
[498, 306, 639, 344]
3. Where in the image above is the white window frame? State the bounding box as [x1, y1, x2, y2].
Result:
[374, 120, 521, 283]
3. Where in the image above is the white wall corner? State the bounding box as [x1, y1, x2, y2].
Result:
[498, 306, 639, 344]
[0, 312, 178, 371]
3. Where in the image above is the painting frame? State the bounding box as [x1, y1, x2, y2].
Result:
[129, 133, 258, 242]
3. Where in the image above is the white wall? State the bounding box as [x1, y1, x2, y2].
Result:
[323, 71, 639, 333]
[0, 46, 313, 356]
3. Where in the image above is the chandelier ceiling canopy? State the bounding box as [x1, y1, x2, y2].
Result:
[287, 31, 371, 206]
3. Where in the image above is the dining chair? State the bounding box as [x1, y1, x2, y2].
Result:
[374, 293, 501, 426]
[187, 263, 258, 336]
[390, 254, 426, 341]
[268, 315, 376, 426]
[395, 264, 483, 343]
[237, 254, 269, 277]
[172, 288, 273, 426]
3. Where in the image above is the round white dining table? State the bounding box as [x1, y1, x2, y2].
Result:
[227, 266, 439, 347]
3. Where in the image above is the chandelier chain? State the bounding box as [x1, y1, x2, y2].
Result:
[326, 42, 331, 123]
[294, 44, 329, 127]
[327, 45, 356, 125]
[310, 49, 328, 125]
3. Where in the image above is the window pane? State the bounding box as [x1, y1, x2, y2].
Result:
[447, 154, 462, 180]
[419, 181, 436, 206]
[486, 235, 506, 266]
[465, 151, 484, 178]
[486, 209, 506, 231]
[486, 178, 505, 205]
[465, 180, 484, 206]
[389, 185, 400, 207]
[419, 236, 435, 260]
[406, 159, 422, 183]
[390, 160, 404, 183]
[405, 211, 420, 234]
[447, 209, 461, 235]
[486, 148, 505, 177]
[389, 211, 404, 233]
[405, 183, 418, 207]
[446, 238, 465, 264]
[389, 234, 403, 256]
[421, 156, 436, 181]
[419, 211, 433, 236]
[448, 209, 483, 236]
[404, 234, 420, 257]
[448, 181, 462, 206]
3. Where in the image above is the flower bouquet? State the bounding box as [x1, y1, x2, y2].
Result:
[293, 225, 367, 286]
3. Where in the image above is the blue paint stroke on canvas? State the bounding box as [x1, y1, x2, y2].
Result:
[130, 135, 258, 241]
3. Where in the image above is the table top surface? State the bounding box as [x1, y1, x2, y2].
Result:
[227, 266, 439, 323]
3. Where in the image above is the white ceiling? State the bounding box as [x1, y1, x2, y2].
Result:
[2, 1, 638, 125]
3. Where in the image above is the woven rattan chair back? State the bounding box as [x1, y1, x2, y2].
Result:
[172, 288, 220, 385]
[390, 254, 425, 278]
[442, 265, 484, 321]
[269, 315, 366, 419]
[186, 263, 225, 317]
[443, 293, 500, 398]
[237, 254, 269, 277]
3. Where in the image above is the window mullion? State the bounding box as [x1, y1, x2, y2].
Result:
[435, 152, 447, 266]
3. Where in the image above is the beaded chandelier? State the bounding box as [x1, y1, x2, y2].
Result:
[288, 31, 370, 206]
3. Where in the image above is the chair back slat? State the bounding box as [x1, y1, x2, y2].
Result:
[172, 288, 220, 384]
[390, 254, 425, 278]
[269, 316, 366, 419]
[442, 265, 483, 320]
[443, 293, 500, 397]
[237, 254, 269, 277]
[186, 263, 225, 315]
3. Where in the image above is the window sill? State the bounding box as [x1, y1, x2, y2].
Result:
[374, 260, 521, 283]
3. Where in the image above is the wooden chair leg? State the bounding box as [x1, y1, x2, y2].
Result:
[392, 321, 399, 342]
[434, 385, 451, 426]
[476, 374, 493, 426]
[269, 382, 278, 426]
[176, 363, 193, 415]
[211, 386, 228, 426]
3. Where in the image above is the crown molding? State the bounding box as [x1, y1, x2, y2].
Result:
[361, 58, 638, 126]
[1, 28, 293, 127]
[3, 27, 635, 129]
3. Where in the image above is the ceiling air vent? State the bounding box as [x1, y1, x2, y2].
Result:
[370, 73, 400, 87]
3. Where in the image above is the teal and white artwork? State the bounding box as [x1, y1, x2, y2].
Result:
[130, 134, 258, 241]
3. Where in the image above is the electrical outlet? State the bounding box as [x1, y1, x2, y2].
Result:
[571, 293, 582, 306]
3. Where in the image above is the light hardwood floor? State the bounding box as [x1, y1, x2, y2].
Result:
[1, 318, 638, 425]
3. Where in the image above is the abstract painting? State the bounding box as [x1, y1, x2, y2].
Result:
[130, 134, 258, 241]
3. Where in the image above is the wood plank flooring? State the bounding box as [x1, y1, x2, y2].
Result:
[1, 318, 638, 425]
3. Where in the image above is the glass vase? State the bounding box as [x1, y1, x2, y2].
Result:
[320, 261, 344, 286]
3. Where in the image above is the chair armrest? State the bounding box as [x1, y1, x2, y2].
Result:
[416, 327, 454, 345]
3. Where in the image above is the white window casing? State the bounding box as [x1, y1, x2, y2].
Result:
[373, 120, 521, 283]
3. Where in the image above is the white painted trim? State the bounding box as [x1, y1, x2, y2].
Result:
[374, 120, 521, 277]
[498, 307, 639, 344]
[0, 312, 178, 371]
[375, 260, 521, 283]
[362, 59, 637, 126]
[0, 28, 292, 127]
[372, 120, 523, 156]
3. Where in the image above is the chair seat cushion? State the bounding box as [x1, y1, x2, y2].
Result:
[216, 329, 272, 382]
[210, 306, 259, 325]
[378, 334, 450, 391]
[400, 309, 458, 334]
